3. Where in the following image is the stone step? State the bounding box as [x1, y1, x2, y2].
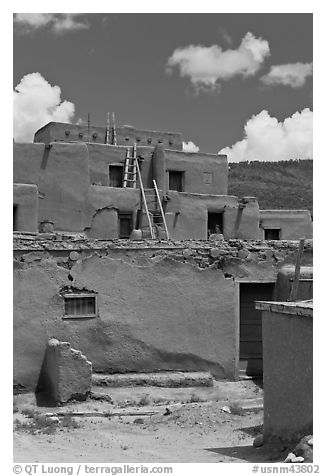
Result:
[92, 371, 213, 388]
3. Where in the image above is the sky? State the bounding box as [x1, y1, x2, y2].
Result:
[13, 13, 313, 161]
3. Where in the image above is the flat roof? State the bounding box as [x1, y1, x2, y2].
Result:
[255, 299, 313, 317]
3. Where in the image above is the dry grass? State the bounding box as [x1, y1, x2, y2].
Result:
[14, 413, 80, 435]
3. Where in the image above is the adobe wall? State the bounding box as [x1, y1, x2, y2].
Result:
[86, 143, 154, 188]
[13, 142, 241, 239]
[258, 303, 313, 443]
[115, 125, 183, 151]
[34, 122, 183, 151]
[165, 193, 259, 240]
[13, 183, 39, 232]
[165, 150, 228, 195]
[13, 142, 90, 232]
[259, 210, 313, 240]
[13, 236, 313, 391]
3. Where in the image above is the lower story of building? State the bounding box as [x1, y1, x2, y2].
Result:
[13, 183, 312, 241]
[13, 238, 313, 391]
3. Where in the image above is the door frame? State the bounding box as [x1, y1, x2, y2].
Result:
[234, 278, 276, 380]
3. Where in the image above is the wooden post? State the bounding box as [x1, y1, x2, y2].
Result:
[289, 238, 305, 301]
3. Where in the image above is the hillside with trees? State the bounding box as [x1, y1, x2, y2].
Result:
[228, 160, 313, 215]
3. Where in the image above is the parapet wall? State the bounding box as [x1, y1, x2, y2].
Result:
[13, 235, 313, 390]
[34, 122, 183, 151]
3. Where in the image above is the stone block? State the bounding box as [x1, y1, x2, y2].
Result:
[237, 248, 249, 259]
[42, 338, 92, 403]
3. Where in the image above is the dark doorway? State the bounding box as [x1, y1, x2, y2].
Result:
[109, 165, 123, 187]
[239, 282, 275, 378]
[207, 212, 223, 237]
[118, 212, 133, 238]
[168, 170, 184, 191]
[264, 228, 280, 240]
[13, 205, 18, 231]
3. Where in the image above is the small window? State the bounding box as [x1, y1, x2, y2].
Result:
[264, 228, 280, 240]
[203, 172, 213, 185]
[63, 293, 97, 318]
[168, 171, 184, 192]
[118, 212, 133, 238]
[109, 165, 124, 187]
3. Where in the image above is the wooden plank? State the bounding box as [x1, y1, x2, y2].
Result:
[289, 238, 305, 301]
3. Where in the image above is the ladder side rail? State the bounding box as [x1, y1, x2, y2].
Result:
[153, 179, 170, 240]
[131, 143, 137, 189]
[135, 159, 155, 238]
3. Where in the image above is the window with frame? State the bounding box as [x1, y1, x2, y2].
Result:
[63, 293, 98, 318]
[168, 170, 184, 192]
[264, 228, 281, 240]
[109, 165, 124, 187]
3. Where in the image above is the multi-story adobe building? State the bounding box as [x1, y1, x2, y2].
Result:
[14, 121, 312, 241]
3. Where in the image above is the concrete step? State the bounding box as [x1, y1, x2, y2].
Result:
[228, 397, 263, 414]
[92, 371, 213, 388]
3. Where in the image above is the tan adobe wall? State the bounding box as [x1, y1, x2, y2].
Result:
[34, 122, 183, 151]
[259, 210, 313, 240]
[13, 183, 39, 233]
[13, 142, 251, 239]
[13, 237, 313, 391]
[257, 302, 313, 443]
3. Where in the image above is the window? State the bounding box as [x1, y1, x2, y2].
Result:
[207, 212, 223, 236]
[203, 172, 213, 185]
[264, 228, 280, 240]
[168, 171, 184, 192]
[63, 293, 97, 318]
[118, 212, 133, 238]
[13, 205, 18, 231]
[109, 165, 124, 187]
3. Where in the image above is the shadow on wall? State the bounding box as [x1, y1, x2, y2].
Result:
[35, 346, 57, 407]
[40, 145, 52, 170]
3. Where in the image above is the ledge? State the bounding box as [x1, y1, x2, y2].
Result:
[255, 300, 313, 317]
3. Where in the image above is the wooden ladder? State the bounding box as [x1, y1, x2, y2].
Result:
[123, 146, 137, 188]
[126, 143, 170, 240]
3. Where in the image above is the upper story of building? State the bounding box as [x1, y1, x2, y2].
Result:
[13, 121, 313, 241]
[34, 121, 184, 151]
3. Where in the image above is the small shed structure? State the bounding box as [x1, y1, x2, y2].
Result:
[256, 300, 313, 443]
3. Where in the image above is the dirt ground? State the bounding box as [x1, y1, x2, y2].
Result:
[13, 380, 288, 463]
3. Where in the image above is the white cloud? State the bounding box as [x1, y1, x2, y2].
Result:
[219, 108, 313, 162]
[182, 141, 200, 153]
[166, 32, 270, 91]
[260, 62, 313, 88]
[13, 72, 75, 142]
[14, 13, 89, 34]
